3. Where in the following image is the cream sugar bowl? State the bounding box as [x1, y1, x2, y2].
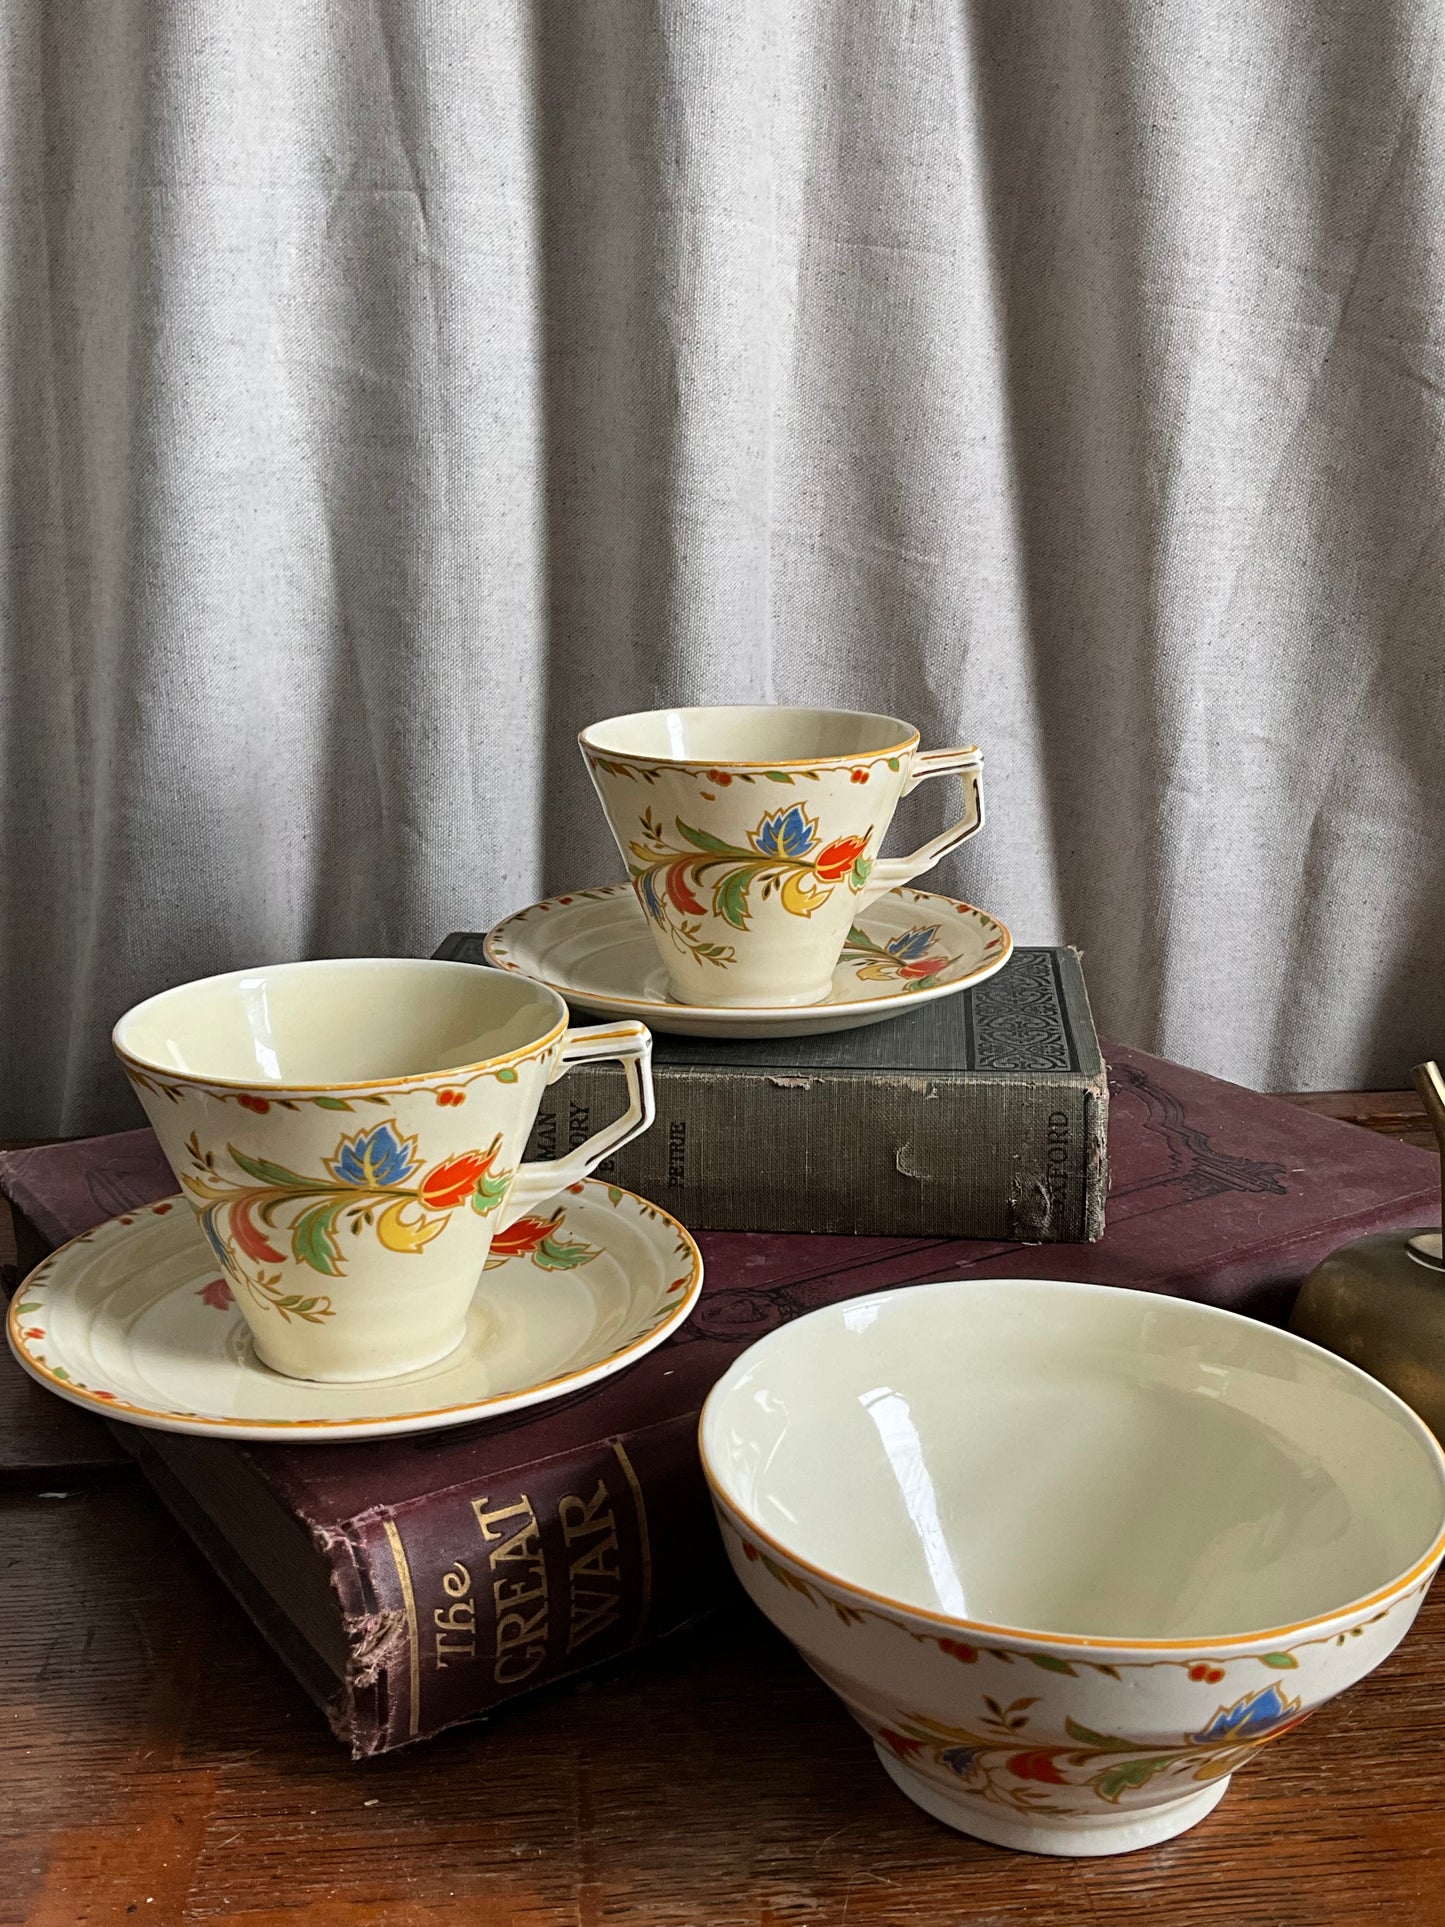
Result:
[580, 705, 984, 1009]
[114, 959, 655, 1383]
[700, 1279, 1445, 1857]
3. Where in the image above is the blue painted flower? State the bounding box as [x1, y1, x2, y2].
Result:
[1189, 1682, 1300, 1745]
[633, 866, 665, 924]
[751, 805, 817, 860]
[200, 1214, 231, 1271]
[327, 1122, 418, 1189]
[887, 925, 940, 961]
[941, 1745, 976, 1777]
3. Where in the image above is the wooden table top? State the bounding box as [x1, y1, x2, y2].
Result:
[3, 1089, 1442, 1927]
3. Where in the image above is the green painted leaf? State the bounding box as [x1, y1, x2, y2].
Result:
[1065, 1717, 1134, 1752]
[887, 756, 900, 771]
[494, 1067, 519, 1084]
[1260, 1652, 1299, 1669]
[16, 1301, 39, 1314]
[678, 822, 748, 856]
[52, 1367, 70, 1380]
[713, 867, 752, 930]
[848, 856, 874, 891]
[607, 1186, 624, 1205]
[533, 1234, 598, 1271]
[471, 1171, 511, 1217]
[1093, 1757, 1177, 1804]
[229, 1148, 312, 1188]
[312, 1095, 352, 1111]
[291, 1200, 344, 1275]
[1029, 1654, 1077, 1676]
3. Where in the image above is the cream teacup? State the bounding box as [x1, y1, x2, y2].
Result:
[580, 706, 985, 1007]
[113, 959, 654, 1382]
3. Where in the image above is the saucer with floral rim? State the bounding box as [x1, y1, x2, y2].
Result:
[483, 883, 1012, 1039]
[7, 1180, 702, 1443]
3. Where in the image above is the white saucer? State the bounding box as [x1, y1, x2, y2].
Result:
[7, 1181, 702, 1442]
[483, 884, 1013, 1038]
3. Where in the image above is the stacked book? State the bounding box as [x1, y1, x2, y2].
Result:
[3, 936, 1438, 1756]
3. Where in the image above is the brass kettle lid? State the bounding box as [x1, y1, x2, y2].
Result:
[1409, 1061, 1445, 1271]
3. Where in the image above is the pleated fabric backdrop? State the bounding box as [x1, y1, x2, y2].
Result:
[4, 0, 1444, 1133]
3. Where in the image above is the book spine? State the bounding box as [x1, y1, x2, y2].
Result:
[328, 1414, 725, 1755]
[528, 1064, 1109, 1241]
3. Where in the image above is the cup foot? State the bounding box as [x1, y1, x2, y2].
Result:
[663, 982, 834, 1010]
[874, 1745, 1230, 1857]
[250, 1327, 468, 1384]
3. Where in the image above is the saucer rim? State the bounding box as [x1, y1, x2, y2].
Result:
[7, 1182, 703, 1442]
[483, 882, 1014, 1020]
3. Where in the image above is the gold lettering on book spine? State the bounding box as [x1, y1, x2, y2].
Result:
[473, 1493, 549, 1686]
[560, 1477, 623, 1655]
[433, 1561, 476, 1670]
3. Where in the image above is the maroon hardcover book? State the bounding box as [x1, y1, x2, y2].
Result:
[2, 1045, 1439, 1757]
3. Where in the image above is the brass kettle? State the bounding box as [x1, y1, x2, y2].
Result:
[1290, 1063, 1445, 1436]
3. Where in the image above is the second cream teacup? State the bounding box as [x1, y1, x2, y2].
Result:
[580, 706, 985, 1007]
[113, 958, 654, 1382]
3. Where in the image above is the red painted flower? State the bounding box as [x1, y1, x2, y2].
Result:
[23, 1327, 43, 1340]
[434, 1088, 466, 1107]
[419, 1148, 498, 1211]
[815, 834, 869, 882]
[489, 1211, 559, 1259]
[878, 1729, 924, 1761]
[705, 769, 733, 785]
[937, 1638, 979, 1663]
[742, 1542, 760, 1562]
[229, 1200, 283, 1263]
[197, 1278, 235, 1312]
[899, 957, 946, 981]
[92, 1389, 118, 1402]
[238, 1093, 271, 1114]
[1188, 1662, 1226, 1684]
[850, 767, 870, 783]
[153, 1202, 173, 1215]
[1006, 1750, 1068, 1785]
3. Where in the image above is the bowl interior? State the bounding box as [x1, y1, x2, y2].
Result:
[115, 959, 561, 1087]
[583, 706, 916, 764]
[702, 1280, 1445, 1642]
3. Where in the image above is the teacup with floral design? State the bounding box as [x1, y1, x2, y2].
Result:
[580, 706, 985, 1008]
[114, 959, 654, 1382]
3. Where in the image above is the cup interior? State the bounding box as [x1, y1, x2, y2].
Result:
[583, 706, 916, 765]
[115, 959, 563, 1089]
[702, 1280, 1445, 1642]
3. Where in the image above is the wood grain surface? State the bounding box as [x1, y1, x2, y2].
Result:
[2, 1092, 1443, 1926]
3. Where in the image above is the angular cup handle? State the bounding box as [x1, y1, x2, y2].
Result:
[859, 746, 985, 905]
[501, 1021, 655, 1226]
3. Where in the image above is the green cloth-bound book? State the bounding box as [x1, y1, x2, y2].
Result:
[436, 939, 1108, 1242]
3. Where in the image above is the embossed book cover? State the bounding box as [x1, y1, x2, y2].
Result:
[451, 941, 1110, 1243]
[3, 1045, 1440, 1757]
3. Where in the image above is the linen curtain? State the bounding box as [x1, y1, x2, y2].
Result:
[4, 0, 1444, 1136]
